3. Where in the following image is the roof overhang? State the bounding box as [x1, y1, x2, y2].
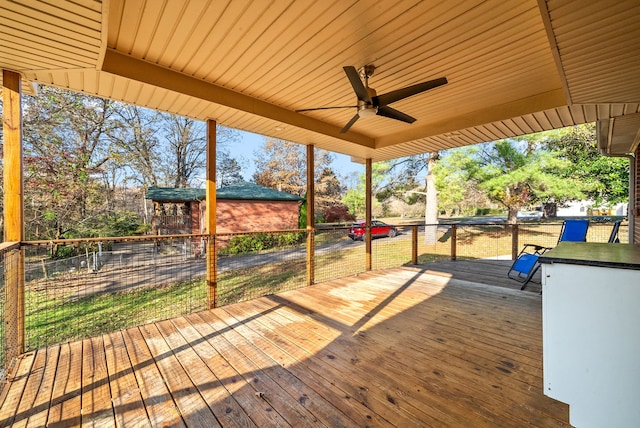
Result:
[597, 113, 640, 156]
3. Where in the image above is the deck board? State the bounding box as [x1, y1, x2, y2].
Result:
[80, 336, 114, 428]
[0, 261, 570, 427]
[10, 350, 46, 428]
[0, 350, 36, 425]
[104, 331, 150, 427]
[121, 327, 184, 427]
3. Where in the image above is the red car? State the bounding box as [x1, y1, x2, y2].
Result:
[348, 220, 398, 241]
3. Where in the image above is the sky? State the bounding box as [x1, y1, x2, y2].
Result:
[229, 130, 366, 183]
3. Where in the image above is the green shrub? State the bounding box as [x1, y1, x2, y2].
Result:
[474, 208, 503, 216]
[52, 245, 77, 259]
[221, 232, 305, 255]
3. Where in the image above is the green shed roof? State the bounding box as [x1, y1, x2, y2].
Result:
[146, 187, 205, 202]
[147, 182, 304, 202]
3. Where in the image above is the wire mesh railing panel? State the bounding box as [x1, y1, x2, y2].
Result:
[414, 225, 456, 264]
[517, 223, 563, 249]
[453, 224, 511, 260]
[0, 243, 21, 375]
[216, 230, 308, 306]
[23, 237, 207, 351]
[0, 255, 3, 373]
[372, 226, 408, 270]
[314, 227, 367, 283]
[618, 224, 630, 243]
[372, 225, 415, 270]
[586, 222, 628, 243]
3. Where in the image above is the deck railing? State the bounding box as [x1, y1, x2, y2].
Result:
[0, 220, 628, 375]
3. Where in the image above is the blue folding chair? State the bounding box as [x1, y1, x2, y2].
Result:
[558, 218, 589, 243]
[508, 219, 589, 290]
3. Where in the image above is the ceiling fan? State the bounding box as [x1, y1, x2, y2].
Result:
[296, 64, 447, 133]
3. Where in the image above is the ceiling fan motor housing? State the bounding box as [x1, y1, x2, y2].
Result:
[358, 104, 377, 118]
[358, 86, 378, 117]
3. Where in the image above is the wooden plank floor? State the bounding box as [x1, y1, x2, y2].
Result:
[0, 263, 568, 427]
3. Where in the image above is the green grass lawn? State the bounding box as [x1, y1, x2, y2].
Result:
[25, 278, 207, 350]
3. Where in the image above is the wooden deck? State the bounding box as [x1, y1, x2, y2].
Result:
[0, 261, 567, 427]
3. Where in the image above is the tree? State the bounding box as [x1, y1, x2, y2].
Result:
[253, 139, 305, 195]
[342, 161, 391, 218]
[424, 152, 439, 243]
[111, 104, 163, 187]
[113, 107, 242, 189]
[374, 153, 440, 243]
[217, 153, 245, 186]
[22, 86, 117, 242]
[342, 186, 366, 219]
[253, 138, 333, 197]
[473, 138, 584, 223]
[159, 115, 206, 188]
[434, 147, 489, 216]
[543, 124, 629, 206]
[315, 168, 346, 216]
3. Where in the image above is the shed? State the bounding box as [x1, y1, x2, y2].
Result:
[146, 182, 304, 236]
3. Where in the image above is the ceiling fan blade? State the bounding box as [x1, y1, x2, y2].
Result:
[377, 106, 416, 124]
[343, 66, 371, 103]
[296, 106, 357, 113]
[375, 77, 447, 107]
[341, 113, 360, 133]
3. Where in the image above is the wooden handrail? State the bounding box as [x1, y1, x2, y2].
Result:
[0, 241, 20, 253]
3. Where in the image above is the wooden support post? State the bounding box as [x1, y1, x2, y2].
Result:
[205, 120, 217, 308]
[411, 225, 418, 264]
[3, 70, 24, 242]
[3, 70, 25, 361]
[511, 224, 519, 260]
[306, 145, 315, 286]
[450, 224, 457, 261]
[365, 158, 372, 270]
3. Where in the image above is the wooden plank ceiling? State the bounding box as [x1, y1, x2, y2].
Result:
[1, 0, 639, 162]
